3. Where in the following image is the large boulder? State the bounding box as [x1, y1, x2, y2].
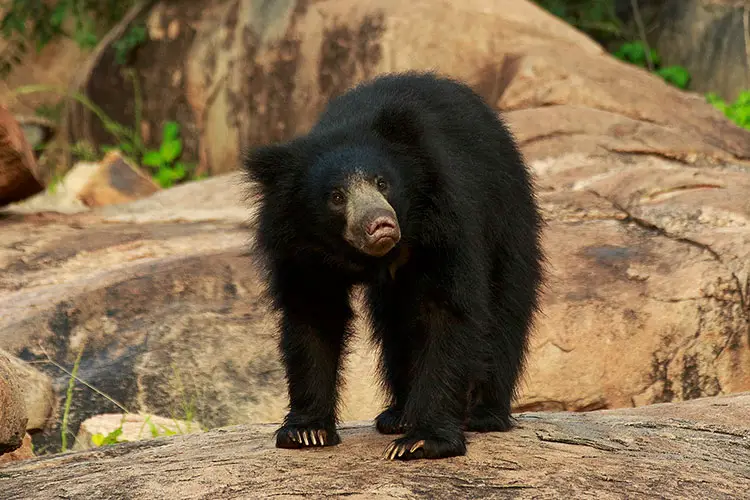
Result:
[0, 393, 748, 497]
[0, 350, 55, 431]
[0, 351, 28, 455]
[0, 106, 44, 207]
[70, 0, 750, 176]
[2, 0, 750, 455]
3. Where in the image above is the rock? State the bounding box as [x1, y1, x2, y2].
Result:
[76, 151, 161, 207]
[0, 393, 748, 498]
[2, 0, 749, 456]
[8, 151, 161, 213]
[73, 413, 203, 451]
[622, 0, 750, 102]
[0, 24, 89, 118]
[14, 115, 56, 156]
[0, 351, 28, 455]
[0, 106, 44, 207]
[0, 349, 55, 431]
[69, 0, 748, 176]
[0, 433, 34, 467]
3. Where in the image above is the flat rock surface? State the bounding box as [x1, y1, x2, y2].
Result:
[1, 393, 748, 499]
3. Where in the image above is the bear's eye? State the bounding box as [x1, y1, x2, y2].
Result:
[376, 178, 388, 192]
[331, 191, 346, 206]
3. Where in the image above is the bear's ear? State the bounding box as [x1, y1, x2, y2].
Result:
[372, 105, 426, 148]
[242, 142, 299, 187]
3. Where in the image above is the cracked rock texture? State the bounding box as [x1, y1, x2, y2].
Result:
[1, 393, 749, 498]
[2, 0, 750, 455]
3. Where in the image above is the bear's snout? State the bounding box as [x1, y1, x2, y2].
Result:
[363, 210, 401, 256]
[366, 213, 397, 236]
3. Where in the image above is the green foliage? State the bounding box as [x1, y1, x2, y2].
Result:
[706, 91, 750, 131]
[113, 23, 147, 65]
[103, 120, 193, 189]
[613, 41, 660, 67]
[0, 0, 138, 77]
[143, 416, 178, 438]
[612, 40, 691, 89]
[61, 343, 85, 453]
[655, 66, 691, 90]
[15, 79, 199, 189]
[535, 0, 625, 41]
[35, 102, 66, 123]
[533, 2, 694, 91]
[91, 427, 125, 447]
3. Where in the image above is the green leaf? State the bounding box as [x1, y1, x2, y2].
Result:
[91, 433, 105, 446]
[613, 41, 659, 68]
[160, 139, 182, 163]
[656, 66, 690, 89]
[119, 142, 135, 154]
[736, 90, 750, 107]
[142, 150, 164, 168]
[162, 121, 180, 141]
[147, 419, 159, 438]
[50, 3, 69, 29]
[155, 169, 175, 188]
[171, 162, 187, 179]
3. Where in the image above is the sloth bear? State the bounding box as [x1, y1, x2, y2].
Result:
[243, 71, 545, 461]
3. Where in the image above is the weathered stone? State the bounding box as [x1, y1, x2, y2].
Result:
[73, 413, 203, 451]
[8, 151, 161, 213]
[0, 393, 748, 498]
[0, 351, 28, 455]
[0, 106, 43, 207]
[0, 433, 34, 467]
[0, 349, 55, 431]
[76, 151, 161, 207]
[2, 147, 750, 453]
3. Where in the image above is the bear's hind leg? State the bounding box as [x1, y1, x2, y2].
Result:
[464, 384, 515, 433]
[465, 256, 541, 434]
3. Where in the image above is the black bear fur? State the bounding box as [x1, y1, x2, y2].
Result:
[243, 71, 545, 460]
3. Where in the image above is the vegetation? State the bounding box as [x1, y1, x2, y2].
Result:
[706, 91, 750, 131]
[0, 0, 141, 77]
[534, 0, 750, 130]
[12, 74, 200, 189]
[0, 0, 191, 188]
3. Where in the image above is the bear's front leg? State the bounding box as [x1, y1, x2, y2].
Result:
[272, 270, 354, 449]
[383, 297, 479, 460]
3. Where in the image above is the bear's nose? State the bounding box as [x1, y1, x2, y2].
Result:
[366, 216, 396, 236]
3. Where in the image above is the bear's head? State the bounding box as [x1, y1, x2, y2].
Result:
[243, 108, 429, 264]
